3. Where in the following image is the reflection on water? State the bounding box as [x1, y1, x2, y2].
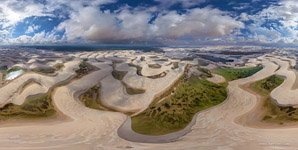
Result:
[5, 70, 24, 80]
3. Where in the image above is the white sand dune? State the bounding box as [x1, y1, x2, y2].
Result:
[0, 61, 79, 106]
[100, 59, 185, 113]
[269, 56, 298, 106]
[207, 74, 225, 84]
[2, 51, 298, 149]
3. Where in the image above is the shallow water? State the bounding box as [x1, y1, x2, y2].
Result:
[5, 70, 24, 80]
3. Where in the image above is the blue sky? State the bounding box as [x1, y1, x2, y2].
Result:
[0, 0, 297, 46]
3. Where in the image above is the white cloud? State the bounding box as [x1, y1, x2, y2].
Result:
[58, 6, 243, 43]
[0, 0, 46, 28]
[0, 0, 116, 44]
[153, 8, 244, 39]
[245, 0, 298, 44]
[5, 30, 62, 44]
[239, 13, 249, 21]
[0, 0, 244, 45]
[58, 6, 120, 42]
[25, 25, 41, 34]
[0, 0, 116, 28]
[0, 30, 9, 36]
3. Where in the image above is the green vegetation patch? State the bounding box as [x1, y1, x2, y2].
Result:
[31, 63, 65, 74]
[54, 63, 64, 70]
[148, 64, 161, 69]
[79, 85, 136, 115]
[131, 77, 227, 135]
[251, 75, 284, 96]
[2, 66, 26, 81]
[250, 75, 298, 123]
[6, 66, 23, 74]
[214, 65, 263, 81]
[197, 67, 212, 78]
[79, 85, 109, 110]
[32, 67, 56, 74]
[75, 61, 97, 78]
[0, 94, 55, 120]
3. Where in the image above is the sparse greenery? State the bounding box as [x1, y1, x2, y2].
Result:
[131, 76, 227, 135]
[0, 94, 55, 120]
[75, 61, 97, 78]
[140, 56, 145, 61]
[250, 75, 298, 123]
[122, 82, 145, 95]
[54, 63, 64, 70]
[32, 63, 64, 74]
[251, 75, 284, 95]
[215, 65, 263, 81]
[112, 70, 128, 80]
[2, 66, 25, 80]
[0, 65, 8, 71]
[156, 58, 168, 61]
[147, 72, 166, 79]
[111, 63, 145, 94]
[6, 66, 23, 74]
[171, 62, 179, 69]
[197, 67, 212, 78]
[79, 85, 109, 110]
[79, 85, 136, 115]
[197, 59, 209, 66]
[128, 63, 143, 76]
[149, 56, 158, 59]
[32, 67, 56, 74]
[148, 64, 161, 69]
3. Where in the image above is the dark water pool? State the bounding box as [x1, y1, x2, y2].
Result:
[198, 54, 234, 63]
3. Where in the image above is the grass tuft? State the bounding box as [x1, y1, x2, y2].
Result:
[250, 75, 298, 123]
[0, 94, 55, 120]
[131, 76, 227, 135]
[215, 65, 263, 81]
[79, 85, 109, 110]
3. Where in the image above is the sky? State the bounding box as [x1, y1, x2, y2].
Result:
[0, 0, 297, 47]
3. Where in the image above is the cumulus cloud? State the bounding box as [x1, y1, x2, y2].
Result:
[25, 25, 41, 34]
[5, 0, 297, 46]
[0, 0, 115, 44]
[0, 0, 116, 28]
[0, 1, 42, 29]
[58, 6, 243, 43]
[244, 0, 298, 44]
[6, 30, 62, 44]
[153, 8, 244, 39]
[58, 6, 120, 42]
[0, 0, 244, 44]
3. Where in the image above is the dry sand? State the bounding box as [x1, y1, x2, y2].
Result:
[1, 52, 298, 149]
[207, 73, 225, 84]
